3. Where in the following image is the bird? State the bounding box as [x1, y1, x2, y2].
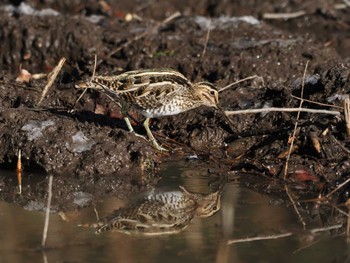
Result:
[75, 68, 222, 151]
[88, 186, 221, 235]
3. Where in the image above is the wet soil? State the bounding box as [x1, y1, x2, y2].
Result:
[0, 0, 349, 222]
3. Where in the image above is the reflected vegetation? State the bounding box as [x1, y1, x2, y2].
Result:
[0, 162, 349, 262]
[89, 186, 221, 235]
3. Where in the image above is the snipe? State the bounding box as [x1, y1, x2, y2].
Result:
[88, 186, 221, 235]
[76, 68, 221, 151]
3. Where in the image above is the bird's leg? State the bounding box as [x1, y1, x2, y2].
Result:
[120, 107, 148, 141]
[143, 118, 168, 151]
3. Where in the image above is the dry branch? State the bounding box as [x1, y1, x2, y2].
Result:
[263, 11, 306, 20]
[344, 96, 350, 136]
[37, 57, 66, 106]
[224, 107, 340, 116]
[219, 75, 259, 93]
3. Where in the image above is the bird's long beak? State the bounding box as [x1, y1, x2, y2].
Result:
[217, 105, 235, 134]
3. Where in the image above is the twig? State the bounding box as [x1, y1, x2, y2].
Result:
[227, 224, 342, 245]
[37, 58, 66, 106]
[16, 149, 22, 194]
[201, 18, 211, 58]
[331, 135, 350, 154]
[75, 54, 98, 105]
[324, 177, 350, 199]
[224, 107, 340, 116]
[291, 94, 343, 109]
[282, 61, 309, 227]
[283, 60, 309, 179]
[42, 175, 53, 247]
[344, 96, 350, 136]
[263, 11, 306, 20]
[227, 232, 293, 244]
[108, 12, 181, 57]
[219, 75, 259, 93]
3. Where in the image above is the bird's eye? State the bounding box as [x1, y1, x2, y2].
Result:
[210, 90, 215, 96]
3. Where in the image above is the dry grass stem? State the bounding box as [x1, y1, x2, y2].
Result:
[291, 94, 343, 109]
[75, 54, 98, 105]
[324, 177, 350, 199]
[224, 107, 340, 116]
[42, 175, 53, 247]
[344, 96, 350, 136]
[282, 61, 309, 227]
[37, 57, 66, 106]
[331, 135, 350, 154]
[16, 149, 22, 194]
[263, 11, 306, 20]
[201, 18, 211, 58]
[283, 60, 309, 179]
[219, 75, 259, 93]
[108, 12, 181, 57]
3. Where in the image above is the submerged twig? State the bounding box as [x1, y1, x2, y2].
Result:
[37, 57, 66, 106]
[42, 175, 53, 247]
[227, 224, 342, 245]
[219, 75, 259, 93]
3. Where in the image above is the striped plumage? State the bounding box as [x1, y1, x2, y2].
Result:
[90, 186, 221, 235]
[76, 68, 220, 151]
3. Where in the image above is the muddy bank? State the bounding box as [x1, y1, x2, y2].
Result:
[0, 1, 349, 213]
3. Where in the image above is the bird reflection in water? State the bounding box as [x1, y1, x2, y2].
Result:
[89, 186, 221, 235]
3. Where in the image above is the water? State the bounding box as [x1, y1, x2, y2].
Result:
[0, 163, 349, 263]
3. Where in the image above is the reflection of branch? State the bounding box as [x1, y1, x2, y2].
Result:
[42, 175, 53, 247]
[285, 184, 306, 227]
[227, 224, 342, 245]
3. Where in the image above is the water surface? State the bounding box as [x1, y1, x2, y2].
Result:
[0, 163, 348, 262]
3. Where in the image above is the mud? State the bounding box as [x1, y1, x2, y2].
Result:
[0, 1, 349, 216]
